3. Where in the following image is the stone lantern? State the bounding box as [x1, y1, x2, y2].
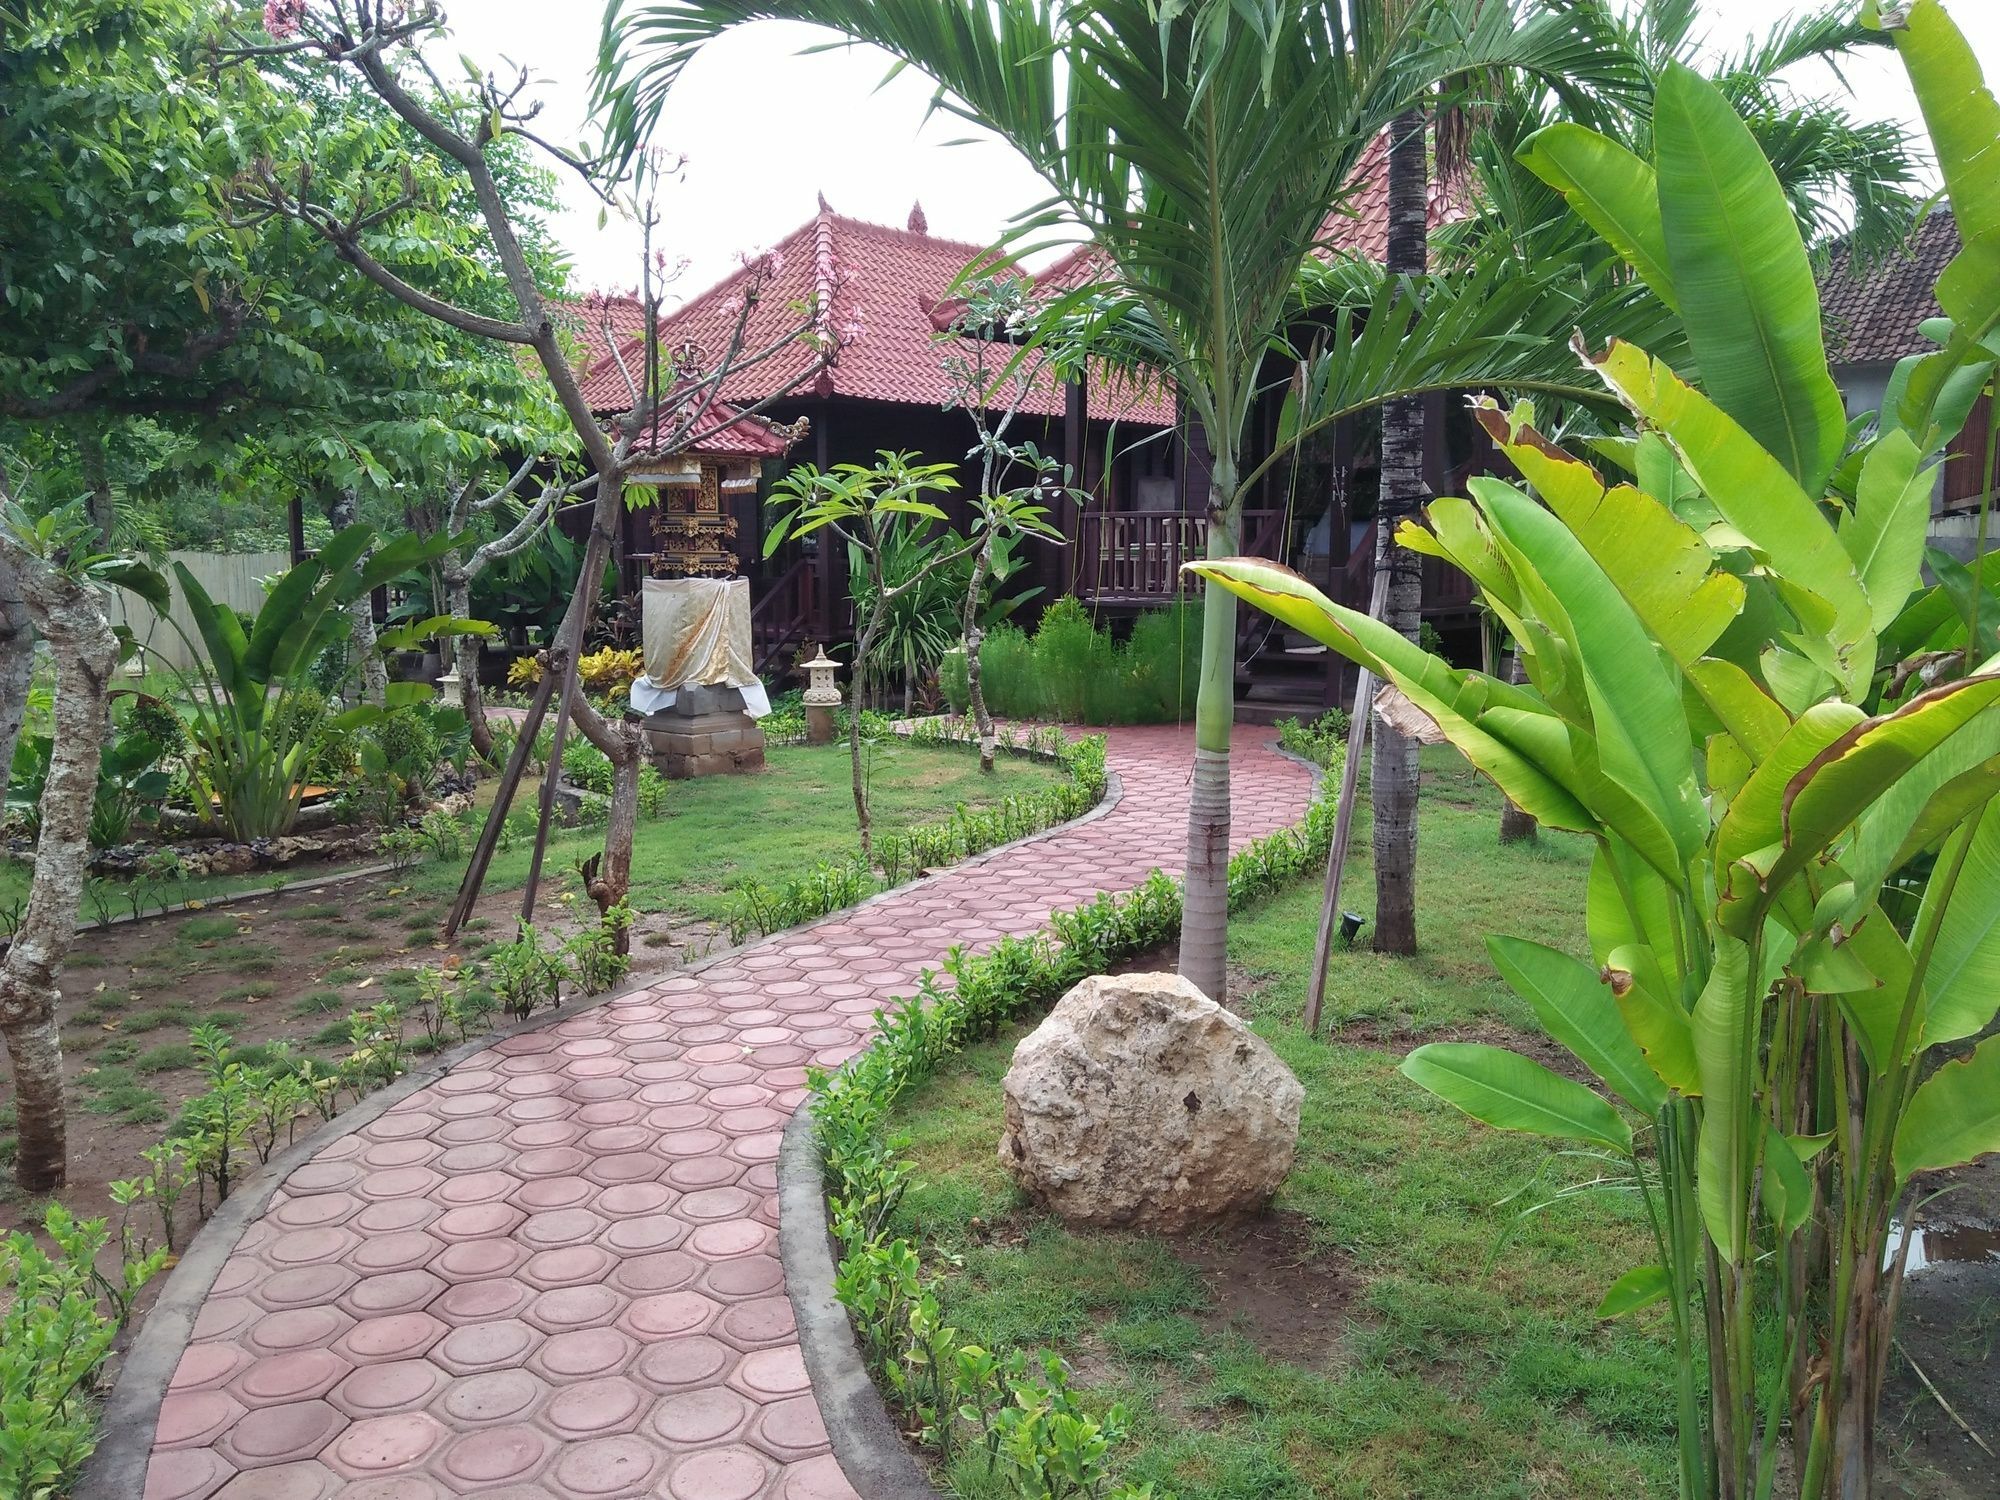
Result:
[801, 646, 842, 745]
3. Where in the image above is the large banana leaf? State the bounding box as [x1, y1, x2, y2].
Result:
[1652, 64, 1848, 496]
[1692, 936, 1756, 1263]
[1773, 676, 2000, 908]
[1488, 935, 1667, 1113]
[1894, 1031, 2000, 1182]
[1480, 408, 1743, 669]
[1475, 479, 1706, 866]
[1585, 340, 1875, 696]
[1842, 430, 1936, 632]
[1713, 703, 1867, 936]
[1915, 796, 2000, 1046]
[1185, 558, 1596, 833]
[1516, 123, 1679, 312]
[1400, 1042, 1633, 1154]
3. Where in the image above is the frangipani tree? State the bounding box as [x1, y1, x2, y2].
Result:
[1194, 7, 2000, 1496]
[597, 0, 1627, 1002]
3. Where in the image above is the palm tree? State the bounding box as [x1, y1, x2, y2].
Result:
[596, 0, 1611, 1001]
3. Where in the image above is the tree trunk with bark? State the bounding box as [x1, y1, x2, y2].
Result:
[963, 534, 997, 773]
[331, 492, 389, 706]
[446, 575, 494, 761]
[1177, 461, 1240, 1003]
[1498, 650, 1538, 843]
[567, 690, 641, 955]
[0, 556, 32, 801]
[848, 615, 881, 864]
[1370, 105, 1430, 957]
[0, 535, 119, 1192]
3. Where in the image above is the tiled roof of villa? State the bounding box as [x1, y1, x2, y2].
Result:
[1817, 209, 1957, 367]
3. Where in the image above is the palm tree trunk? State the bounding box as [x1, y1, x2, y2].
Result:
[1370, 105, 1429, 957]
[1177, 458, 1239, 1003]
[0, 537, 119, 1192]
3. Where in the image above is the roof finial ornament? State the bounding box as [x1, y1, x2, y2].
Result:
[816, 190, 832, 215]
[908, 200, 928, 235]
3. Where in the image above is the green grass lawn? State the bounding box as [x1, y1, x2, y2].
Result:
[2, 739, 1062, 926]
[887, 748, 1684, 1500]
[400, 739, 1064, 921]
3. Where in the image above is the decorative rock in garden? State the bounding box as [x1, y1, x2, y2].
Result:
[998, 972, 1304, 1232]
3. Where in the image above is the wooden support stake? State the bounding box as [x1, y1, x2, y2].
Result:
[442, 652, 561, 938]
[1303, 567, 1390, 1037]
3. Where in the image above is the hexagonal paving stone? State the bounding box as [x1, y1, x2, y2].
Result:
[245, 1307, 355, 1358]
[144, 1446, 236, 1500]
[516, 1207, 606, 1250]
[519, 1243, 617, 1290]
[628, 1335, 733, 1395]
[547, 1433, 665, 1497]
[434, 1423, 553, 1490]
[156, 1391, 249, 1450]
[212, 1398, 347, 1470]
[522, 1283, 626, 1333]
[429, 1368, 549, 1428]
[597, 1213, 689, 1256]
[537, 1374, 650, 1439]
[207, 1458, 344, 1499]
[728, 1345, 811, 1402]
[431, 1203, 526, 1243]
[663, 1445, 772, 1500]
[331, 1312, 448, 1366]
[429, 1318, 544, 1377]
[749, 1395, 830, 1464]
[649, 1386, 752, 1447]
[527, 1326, 635, 1381]
[348, 1232, 444, 1276]
[226, 1350, 353, 1408]
[172, 1342, 253, 1393]
[326, 1359, 451, 1420]
[319, 1412, 449, 1480]
[432, 1237, 531, 1282]
[338, 1271, 445, 1319]
[778, 1453, 864, 1500]
[352, 1199, 442, 1236]
[713, 1296, 796, 1351]
[431, 1277, 535, 1325]
[253, 1266, 360, 1314]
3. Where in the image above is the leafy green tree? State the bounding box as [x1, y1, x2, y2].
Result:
[1196, 6, 2000, 1494]
[766, 452, 974, 859]
[598, 0, 1613, 1003]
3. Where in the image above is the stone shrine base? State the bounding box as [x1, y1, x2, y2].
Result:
[640, 684, 766, 779]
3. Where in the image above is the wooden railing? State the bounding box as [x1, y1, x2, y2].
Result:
[1079, 509, 1287, 602]
[749, 557, 824, 676]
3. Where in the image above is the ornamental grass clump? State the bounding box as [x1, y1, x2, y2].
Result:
[1197, 13, 2000, 1494]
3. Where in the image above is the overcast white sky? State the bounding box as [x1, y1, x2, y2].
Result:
[438, 0, 2000, 302]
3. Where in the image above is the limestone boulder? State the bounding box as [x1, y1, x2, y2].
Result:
[998, 972, 1303, 1232]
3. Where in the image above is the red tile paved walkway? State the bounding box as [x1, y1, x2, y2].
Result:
[140, 726, 1315, 1500]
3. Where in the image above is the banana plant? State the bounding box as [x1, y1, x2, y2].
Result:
[1194, 9, 2000, 1498]
[168, 526, 482, 840]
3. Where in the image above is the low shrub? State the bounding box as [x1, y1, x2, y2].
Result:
[0, 1206, 165, 1499]
[1274, 707, 1351, 768]
[952, 599, 1202, 726]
